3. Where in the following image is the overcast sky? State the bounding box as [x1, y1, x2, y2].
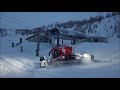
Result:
[0, 12, 107, 29]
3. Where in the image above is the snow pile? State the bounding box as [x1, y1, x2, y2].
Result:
[0, 57, 34, 78]
[0, 59, 12, 77]
[2, 57, 35, 71]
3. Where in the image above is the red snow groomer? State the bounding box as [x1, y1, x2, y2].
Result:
[48, 45, 81, 64]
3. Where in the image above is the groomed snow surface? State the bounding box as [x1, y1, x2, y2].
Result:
[0, 35, 120, 78]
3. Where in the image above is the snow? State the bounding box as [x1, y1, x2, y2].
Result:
[0, 15, 120, 78]
[0, 34, 120, 78]
[59, 28, 85, 37]
[85, 15, 120, 38]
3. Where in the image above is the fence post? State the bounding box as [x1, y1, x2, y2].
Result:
[12, 42, 14, 47]
[20, 38, 22, 43]
[21, 46, 23, 52]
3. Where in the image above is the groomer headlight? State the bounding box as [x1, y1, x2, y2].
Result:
[83, 53, 91, 58]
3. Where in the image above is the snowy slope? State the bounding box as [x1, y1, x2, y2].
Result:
[56, 15, 120, 39]
[84, 15, 120, 38]
[0, 34, 120, 78]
